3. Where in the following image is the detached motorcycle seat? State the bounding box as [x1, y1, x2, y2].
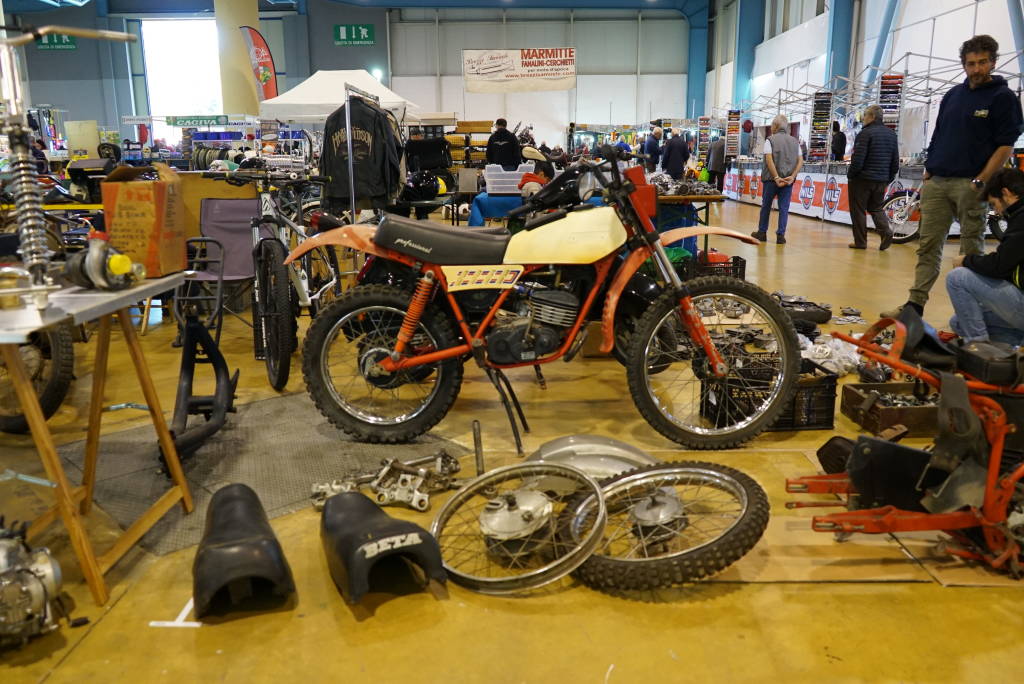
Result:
[192, 484, 295, 618]
[374, 212, 509, 265]
[320, 492, 446, 605]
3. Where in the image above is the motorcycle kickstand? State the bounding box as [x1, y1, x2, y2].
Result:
[533, 365, 547, 390]
[484, 368, 529, 457]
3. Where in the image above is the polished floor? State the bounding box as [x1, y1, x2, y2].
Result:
[3, 200, 1019, 683]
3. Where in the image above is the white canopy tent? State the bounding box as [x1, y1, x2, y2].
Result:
[258, 70, 419, 123]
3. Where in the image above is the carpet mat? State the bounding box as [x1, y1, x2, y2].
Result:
[57, 392, 468, 556]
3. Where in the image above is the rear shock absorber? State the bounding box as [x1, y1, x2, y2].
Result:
[394, 271, 436, 355]
[8, 129, 51, 284]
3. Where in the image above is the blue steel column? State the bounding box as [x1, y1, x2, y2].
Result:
[866, 0, 900, 84]
[1009, 0, 1024, 77]
[825, 0, 854, 87]
[685, 1, 709, 117]
[732, 0, 765, 108]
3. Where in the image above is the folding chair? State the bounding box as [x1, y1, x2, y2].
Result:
[197, 198, 262, 329]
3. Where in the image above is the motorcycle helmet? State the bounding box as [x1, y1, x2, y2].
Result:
[400, 170, 440, 202]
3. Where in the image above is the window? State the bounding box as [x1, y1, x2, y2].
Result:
[142, 20, 223, 144]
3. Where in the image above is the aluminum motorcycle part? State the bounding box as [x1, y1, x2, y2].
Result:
[431, 463, 606, 594]
[0, 517, 63, 648]
[560, 462, 770, 591]
[525, 434, 661, 483]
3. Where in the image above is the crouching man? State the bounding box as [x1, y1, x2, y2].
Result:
[945, 168, 1024, 346]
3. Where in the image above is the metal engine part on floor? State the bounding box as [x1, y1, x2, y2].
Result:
[311, 450, 462, 512]
[525, 434, 662, 486]
[0, 517, 62, 648]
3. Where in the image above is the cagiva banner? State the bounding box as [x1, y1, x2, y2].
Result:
[240, 26, 278, 101]
[463, 48, 576, 93]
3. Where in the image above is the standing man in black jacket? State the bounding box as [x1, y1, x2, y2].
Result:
[486, 118, 521, 171]
[847, 104, 899, 250]
[661, 128, 690, 180]
[882, 34, 1024, 318]
[830, 121, 846, 161]
[945, 168, 1024, 345]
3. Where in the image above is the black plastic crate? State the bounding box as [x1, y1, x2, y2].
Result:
[700, 356, 837, 431]
[678, 255, 746, 281]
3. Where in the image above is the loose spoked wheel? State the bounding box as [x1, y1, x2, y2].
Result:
[254, 238, 296, 390]
[431, 463, 607, 594]
[560, 461, 769, 592]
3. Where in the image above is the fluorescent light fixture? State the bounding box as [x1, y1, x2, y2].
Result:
[371, 68, 383, 82]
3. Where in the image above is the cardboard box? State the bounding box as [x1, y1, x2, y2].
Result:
[102, 163, 186, 277]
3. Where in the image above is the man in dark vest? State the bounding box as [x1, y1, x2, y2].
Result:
[751, 114, 802, 245]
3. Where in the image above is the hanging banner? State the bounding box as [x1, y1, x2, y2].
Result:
[463, 48, 576, 93]
[239, 25, 279, 101]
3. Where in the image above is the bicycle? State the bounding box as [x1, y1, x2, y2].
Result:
[203, 169, 339, 390]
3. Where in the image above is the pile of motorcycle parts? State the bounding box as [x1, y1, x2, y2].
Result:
[321, 491, 446, 604]
[192, 484, 295, 618]
[0, 516, 63, 649]
[645, 173, 720, 197]
[857, 361, 894, 384]
[311, 449, 463, 512]
[431, 438, 769, 596]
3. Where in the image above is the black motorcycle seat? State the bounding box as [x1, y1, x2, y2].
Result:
[320, 492, 446, 604]
[374, 212, 509, 265]
[192, 484, 295, 618]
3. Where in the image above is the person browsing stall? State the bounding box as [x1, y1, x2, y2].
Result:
[751, 114, 802, 245]
[486, 118, 522, 171]
[847, 104, 899, 250]
[661, 129, 691, 181]
[519, 161, 555, 199]
[831, 121, 847, 161]
[944, 168, 1024, 346]
[643, 127, 663, 172]
[882, 34, 1024, 318]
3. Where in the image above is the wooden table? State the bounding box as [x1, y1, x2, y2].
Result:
[0, 274, 192, 605]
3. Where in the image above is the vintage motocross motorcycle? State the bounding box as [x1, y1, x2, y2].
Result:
[285, 146, 800, 450]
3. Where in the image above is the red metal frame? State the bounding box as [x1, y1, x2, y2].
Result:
[788, 320, 1024, 574]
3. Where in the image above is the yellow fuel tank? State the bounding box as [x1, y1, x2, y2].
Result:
[502, 206, 627, 265]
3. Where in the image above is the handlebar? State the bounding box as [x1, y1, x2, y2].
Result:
[0, 25, 136, 47]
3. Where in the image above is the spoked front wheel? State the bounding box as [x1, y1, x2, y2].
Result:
[0, 322, 75, 434]
[301, 284, 463, 443]
[254, 238, 296, 390]
[626, 276, 800, 449]
[561, 461, 769, 591]
[883, 191, 920, 244]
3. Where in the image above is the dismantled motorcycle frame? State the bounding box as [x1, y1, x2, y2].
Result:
[787, 317, 1024, 576]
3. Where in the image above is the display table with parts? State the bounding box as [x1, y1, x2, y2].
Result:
[0, 274, 192, 605]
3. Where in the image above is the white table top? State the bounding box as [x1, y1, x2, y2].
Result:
[0, 273, 183, 344]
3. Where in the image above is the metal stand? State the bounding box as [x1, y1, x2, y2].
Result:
[168, 238, 239, 459]
[483, 367, 530, 457]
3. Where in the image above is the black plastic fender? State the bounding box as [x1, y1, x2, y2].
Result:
[617, 270, 662, 320]
[320, 492, 446, 604]
[192, 484, 295, 617]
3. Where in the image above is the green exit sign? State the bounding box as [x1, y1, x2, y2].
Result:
[334, 24, 375, 46]
[36, 34, 76, 51]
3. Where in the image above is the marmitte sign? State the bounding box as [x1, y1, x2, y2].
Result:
[463, 48, 576, 93]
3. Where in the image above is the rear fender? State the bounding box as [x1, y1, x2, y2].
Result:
[598, 226, 757, 353]
[283, 224, 414, 267]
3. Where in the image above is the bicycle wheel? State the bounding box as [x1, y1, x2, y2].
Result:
[560, 461, 769, 591]
[626, 276, 800, 450]
[255, 239, 295, 390]
[430, 463, 607, 594]
[0, 322, 75, 434]
[883, 191, 920, 243]
[301, 284, 463, 443]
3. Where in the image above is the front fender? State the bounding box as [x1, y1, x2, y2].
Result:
[598, 226, 757, 353]
[283, 224, 385, 265]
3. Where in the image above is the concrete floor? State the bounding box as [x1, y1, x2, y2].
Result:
[4, 200, 1022, 683]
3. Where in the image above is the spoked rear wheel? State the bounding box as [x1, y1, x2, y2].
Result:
[301, 284, 463, 443]
[626, 276, 800, 449]
[883, 191, 920, 244]
[254, 239, 296, 390]
[0, 323, 75, 434]
[561, 461, 769, 591]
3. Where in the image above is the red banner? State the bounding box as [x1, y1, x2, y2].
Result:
[240, 25, 278, 101]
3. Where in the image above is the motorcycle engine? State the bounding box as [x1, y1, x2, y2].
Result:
[0, 519, 62, 648]
[486, 289, 579, 364]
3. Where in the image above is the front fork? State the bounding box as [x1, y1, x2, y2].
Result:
[647, 236, 728, 377]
